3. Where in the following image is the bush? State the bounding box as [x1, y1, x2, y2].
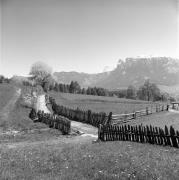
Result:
[29, 108, 37, 120]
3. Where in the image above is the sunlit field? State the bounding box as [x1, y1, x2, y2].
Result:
[126, 110, 179, 131]
[49, 91, 160, 114]
[0, 137, 179, 180]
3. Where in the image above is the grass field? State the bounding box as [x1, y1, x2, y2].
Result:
[0, 85, 179, 180]
[126, 110, 179, 131]
[0, 136, 179, 180]
[49, 92, 159, 114]
[0, 84, 16, 110]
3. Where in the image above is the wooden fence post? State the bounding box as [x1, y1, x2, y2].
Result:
[144, 126, 147, 143]
[167, 105, 169, 111]
[128, 125, 131, 141]
[176, 131, 179, 146]
[107, 112, 112, 125]
[139, 125, 143, 143]
[146, 107, 149, 115]
[150, 125, 154, 144]
[88, 110, 92, 124]
[170, 126, 178, 148]
[98, 124, 102, 140]
[156, 105, 158, 112]
[165, 126, 171, 146]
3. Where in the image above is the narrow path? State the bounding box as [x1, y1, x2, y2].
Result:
[0, 89, 21, 120]
[36, 94, 51, 113]
[0, 88, 21, 132]
[36, 94, 98, 139]
[71, 121, 98, 138]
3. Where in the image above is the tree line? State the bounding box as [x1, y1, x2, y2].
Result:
[49, 81, 109, 97]
[48, 79, 173, 102]
[111, 80, 174, 102]
[27, 61, 175, 102]
[0, 75, 10, 83]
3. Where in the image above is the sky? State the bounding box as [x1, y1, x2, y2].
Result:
[0, 0, 178, 77]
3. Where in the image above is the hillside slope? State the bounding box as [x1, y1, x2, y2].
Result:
[53, 71, 109, 87]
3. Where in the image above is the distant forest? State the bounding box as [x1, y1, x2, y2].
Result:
[45, 80, 174, 102]
[0, 73, 174, 102]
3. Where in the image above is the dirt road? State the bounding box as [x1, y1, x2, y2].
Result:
[0, 88, 21, 135]
[36, 94, 98, 139]
[0, 89, 21, 120]
[36, 94, 51, 113]
[0, 88, 21, 132]
[71, 121, 98, 138]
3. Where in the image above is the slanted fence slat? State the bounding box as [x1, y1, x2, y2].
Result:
[49, 96, 112, 128]
[29, 109, 71, 135]
[98, 124, 179, 148]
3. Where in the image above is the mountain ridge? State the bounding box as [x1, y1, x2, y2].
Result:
[53, 57, 179, 90]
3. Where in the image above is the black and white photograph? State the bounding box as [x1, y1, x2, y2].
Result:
[0, 0, 179, 179]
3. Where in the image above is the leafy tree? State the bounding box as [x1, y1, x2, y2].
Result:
[69, 81, 81, 93]
[0, 75, 9, 83]
[66, 84, 70, 93]
[137, 80, 161, 101]
[86, 87, 92, 95]
[126, 85, 136, 99]
[0, 75, 5, 83]
[81, 88, 86, 94]
[63, 84, 68, 93]
[29, 61, 53, 89]
[49, 84, 54, 91]
[42, 75, 55, 92]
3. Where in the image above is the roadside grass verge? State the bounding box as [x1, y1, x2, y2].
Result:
[49, 92, 159, 114]
[0, 139, 178, 180]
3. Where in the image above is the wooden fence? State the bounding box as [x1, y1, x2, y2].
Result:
[112, 104, 169, 125]
[49, 97, 112, 127]
[98, 124, 179, 148]
[29, 109, 71, 134]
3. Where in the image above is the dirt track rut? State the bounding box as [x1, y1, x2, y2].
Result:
[0, 88, 21, 133]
